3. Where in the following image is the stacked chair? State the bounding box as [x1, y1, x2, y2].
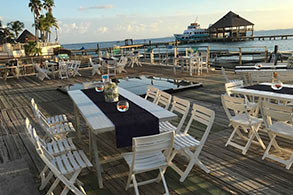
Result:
[26, 99, 92, 194]
[144, 86, 216, 182]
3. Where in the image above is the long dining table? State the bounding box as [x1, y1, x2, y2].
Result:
[68, 86, 177, 188]
[231, 82, 293, 102]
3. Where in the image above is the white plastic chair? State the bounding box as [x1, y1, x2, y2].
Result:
[32, 127, 92, 195]
[59, 61, 69, 79]
[34, 63, 50, 80]
[89, 58, 101, 76]
[221, 94, 265, 155]
[159, 96, 190, 133]
[31, 98, 68, 126]
[261, 101, 293, 169]
[122, 131, 175, 195]
[155, 90, 172, 110]
[25, 118, 76, 156]
[144, 85, 159, 103]
[169, 104, 215, 182]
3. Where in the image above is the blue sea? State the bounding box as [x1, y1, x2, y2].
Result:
[62, 29, 293, 53]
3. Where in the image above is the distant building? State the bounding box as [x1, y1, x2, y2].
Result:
[16, 29, 36, 43]
[209, 11, 254, 39]
[0, 31, 15, 44]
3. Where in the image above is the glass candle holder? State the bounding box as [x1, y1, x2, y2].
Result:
[95, 83, 104, 92]
[271, 81, 283, 90]
[116, 100, 129, 112]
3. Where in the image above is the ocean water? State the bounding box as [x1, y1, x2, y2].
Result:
[62, 29, 293, 53]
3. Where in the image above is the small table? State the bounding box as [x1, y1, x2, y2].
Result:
[127, 54, 143, 68]
[68, 87, 177, 188]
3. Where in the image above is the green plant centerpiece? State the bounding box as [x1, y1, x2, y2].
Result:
[104, 81, 119, 102]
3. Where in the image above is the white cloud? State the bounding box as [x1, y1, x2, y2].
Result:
[96, 26, 108, 33]
[59, 22, 91, 34]
[79, 5, 113, 11]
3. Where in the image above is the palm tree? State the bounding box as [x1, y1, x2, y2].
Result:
[7, 21, 25, 38]
[28, 0, 43, 41]
[45, 12, 58, 42]
[34, 15, 49, 42]
[43, 0, 54, 13]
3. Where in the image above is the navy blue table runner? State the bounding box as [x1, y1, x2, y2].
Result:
[244, 84, 293, 95]
[82, 88, 159, 148]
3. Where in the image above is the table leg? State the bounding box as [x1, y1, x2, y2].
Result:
[89, 128, 92, 161]
[92, 134, 104, 188]
[74, 104, 81, 142]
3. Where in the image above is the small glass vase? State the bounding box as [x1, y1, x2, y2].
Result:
[116, 100, 129, 112]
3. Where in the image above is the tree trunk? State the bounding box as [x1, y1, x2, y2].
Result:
[34, 15, 39, 42]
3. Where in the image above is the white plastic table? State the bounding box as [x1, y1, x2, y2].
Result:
[68, 87, 177, 188]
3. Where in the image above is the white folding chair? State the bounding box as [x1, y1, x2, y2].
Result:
[32, 127, 92, 195]
[159, 96, 190, 133]
[144, 85, 159, 103]
[69, 60, 81, 77]
[122, 131, 175, 195]
[221, 67, 241, 83]
[200, 51, 209, 73]
[261, 101, 293, 169]
[169, 104, 215, 181]
[155, 90, 172, 110]
[116, 56, 128, 73]
[34, 63, 51, 80]
[59, 61, 69, 79]
[225, 81, 258, 112]
[25, 118, 76, 156]
[34, 104, 75, 141]
[221, 94, 265, 155]
[31, 98, 68, 126]
[89, 58, 101, 76]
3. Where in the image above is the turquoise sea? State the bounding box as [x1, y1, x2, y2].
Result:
[62, 29, 293, 53]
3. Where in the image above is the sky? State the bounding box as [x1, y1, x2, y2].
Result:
[1, 0, 293, 44]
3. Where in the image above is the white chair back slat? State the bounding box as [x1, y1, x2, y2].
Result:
[145, 85, 159, 103]
[225, 80, 244, 96]
[155, 90, 172, 110]
[261, 101, 293, 125]
[133, 131, 174, 161]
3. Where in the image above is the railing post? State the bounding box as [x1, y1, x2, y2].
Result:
[150, 50, 154, 64]
[166, 45, 169, 64]
[239, 47, 242, 65]
[264, 46, 268, 63]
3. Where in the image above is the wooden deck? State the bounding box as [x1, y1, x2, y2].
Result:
[0, 65, 292, 195]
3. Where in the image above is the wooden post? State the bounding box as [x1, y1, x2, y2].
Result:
[264, 46, 268, 63]
[207, 46, 210, 69]
[239, 48, 242, 65]
[185, 48, 188, 57]
[143, 46, 146, 62]
[150, 50, 154, 64]
[158, 48, 161, 63]
[166, 45, 169, 64]
[174, 46, 177, 65]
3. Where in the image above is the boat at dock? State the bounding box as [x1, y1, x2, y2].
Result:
[174, 21, 209, 41]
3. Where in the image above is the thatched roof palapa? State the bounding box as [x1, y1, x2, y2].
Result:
[209, 11, 254, 30]
[16, 29, 36, 43]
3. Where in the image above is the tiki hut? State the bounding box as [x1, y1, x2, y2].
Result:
[209, 11, 254, 39]
[16, 29, 36, 43]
